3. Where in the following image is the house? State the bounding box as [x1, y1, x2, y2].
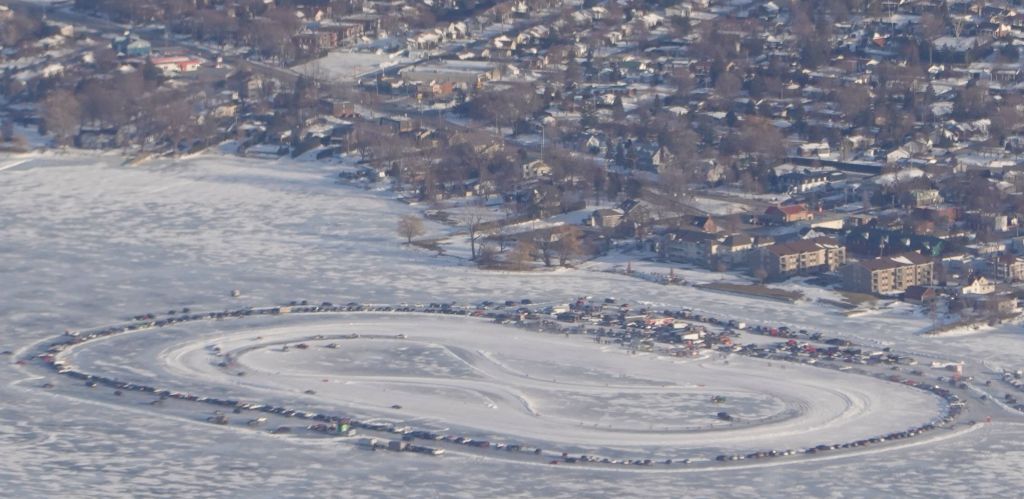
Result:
[407, 30, 444, 50]
[931, 35, 993, 64]
[840, 253, 935, 294]
[320, 23, 364, 44]
[414, 80, 457, 101]
[582, 135, 604, 154]
[616, 199, 655, 236]
[886, 148, 910, 164]
[902, 189, 943, 207]
[774, 170, 835, 193]
[233, 74, 265, 100]
[212, 103, 238, 118]
[903, 285, 937, 304]
[763, 204, 814, 224]
[972, 294, 1018, 315]
[244, 143, 289, 159]
[150, 56, 202, 75]
[963, 211, 1010, 233]
[522, 160, 552, 179]
[671, 215, 718, 233]
[320, 99, 357, 118]
[338, 12, 382, 34]
[75, 127, 120, 149]
[590, 208, 624, 228]
[519, 184, 564, 217]
[753, 237, 846, 279]
[960, 275, 995, 295]
[379, 116, 416, 134]
[651, 146, 676, 173]
[798, 141, 831, 158]
[112, 33, 151, 57]
[292, 31, 338, 55]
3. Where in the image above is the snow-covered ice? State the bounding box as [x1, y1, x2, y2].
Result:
[1, 151, 1023, 497]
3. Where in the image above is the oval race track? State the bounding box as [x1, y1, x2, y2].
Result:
[40, 309, 949, 464]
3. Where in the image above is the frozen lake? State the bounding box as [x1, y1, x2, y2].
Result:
[1, 151, 1023, 497]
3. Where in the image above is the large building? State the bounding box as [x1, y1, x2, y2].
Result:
[662, 229, 771, 268]
[763, 204, 814, 224]
[993, 253, 1024, 283]
[112, 33, 151, 57]
[662, 230, 719, 266]
[840, 253, 934, 294]
[754, 237, 846, 278]
[399, 60, 502, 89]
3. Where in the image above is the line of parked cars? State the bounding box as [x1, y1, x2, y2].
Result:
[998, 370, 1024, 413]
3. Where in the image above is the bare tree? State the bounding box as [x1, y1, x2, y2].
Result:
[534, 229, 556, 267]
[1, 119, 13, 142]
[627, 206, 652, 246]
[458, 205, 489, 260]
[738, 118, 786, 166]
[556, 226, 583, 266]
[660, 167, 694, 213]
[41, 89, 81, 146]
[753, 265, 768, 284]
[151, 91, 195, 154]
[713, 72, 742, 104]
[920, 13, 945, 66]
[509, 239, 535, 270]
[836, 84, 872, 125]
[722, 213, 743, 233]
[397, 214, 426, 244]
[466, 83, 543, 136]
[476, 243, 499, 268]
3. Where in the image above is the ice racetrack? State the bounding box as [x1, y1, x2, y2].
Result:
[33, 308, 951, 466]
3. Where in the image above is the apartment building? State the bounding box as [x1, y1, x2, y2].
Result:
[840, 253, 934, 294]
[754, 237, 846, 278]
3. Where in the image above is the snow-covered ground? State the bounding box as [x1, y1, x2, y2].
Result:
[685, 195, 751, 215]
[292, 50, 413, 81]
[2, 150, 1024, 497]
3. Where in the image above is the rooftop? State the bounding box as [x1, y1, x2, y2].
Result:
[854, 253, 933, 271]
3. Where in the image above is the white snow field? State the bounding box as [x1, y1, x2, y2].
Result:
[1, 151, 1024, 497]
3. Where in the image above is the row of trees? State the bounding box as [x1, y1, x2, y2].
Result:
[38, 64, 220, 150]
[476, 226, 586, 270]
[73, 0, 307, 62]
[396, 212, 588, 269]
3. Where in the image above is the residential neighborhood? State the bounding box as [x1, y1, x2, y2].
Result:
[6, 0, 1024, 326]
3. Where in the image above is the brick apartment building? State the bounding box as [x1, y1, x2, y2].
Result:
[754, 237, 846, 278]
[840, 253, 934, 294]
